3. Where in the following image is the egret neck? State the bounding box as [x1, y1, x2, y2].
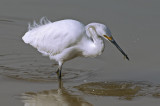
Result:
[80, 25, 104, 57]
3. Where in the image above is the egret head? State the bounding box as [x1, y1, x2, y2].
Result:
[102, 25, 129, 60]
[87, 23, 129, 60]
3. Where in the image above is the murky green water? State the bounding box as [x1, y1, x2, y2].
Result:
[0, 0, 160, 106]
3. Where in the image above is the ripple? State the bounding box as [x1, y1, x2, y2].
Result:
[0, 19, 13, 23]
[0, 54, 93, 82]
[0, 66, 92, 82]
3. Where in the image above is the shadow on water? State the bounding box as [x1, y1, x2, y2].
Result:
[75, 81, 160, 100]
[21, 79, 92, 106]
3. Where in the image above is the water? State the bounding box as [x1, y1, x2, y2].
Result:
[0, 0, 160, 106]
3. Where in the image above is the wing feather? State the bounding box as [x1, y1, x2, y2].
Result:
[22, 19, 85, 56]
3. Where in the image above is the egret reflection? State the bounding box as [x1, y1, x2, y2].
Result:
[21, 79, 92, 106]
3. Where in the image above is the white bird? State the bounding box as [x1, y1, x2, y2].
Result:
[22, 17, 129, 78]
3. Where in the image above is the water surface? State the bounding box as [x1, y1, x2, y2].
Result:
[0, 0, 160, 106]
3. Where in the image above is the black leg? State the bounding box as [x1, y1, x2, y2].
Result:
[56, 68, 61, 79]
[56, 61, 63, 79]
[59, 69, 61, 78]
[58, 77, 62, 89]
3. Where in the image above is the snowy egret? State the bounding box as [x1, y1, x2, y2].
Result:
[22, 17, 129, 78]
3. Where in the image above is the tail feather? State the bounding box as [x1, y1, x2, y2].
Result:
[22, 17, 51, 44]
[28, 17, 51, 31]
[22, 32, 33, 44]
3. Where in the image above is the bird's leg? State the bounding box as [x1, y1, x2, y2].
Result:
[57, 66, 62, 78]
[56, 62, 63, 79]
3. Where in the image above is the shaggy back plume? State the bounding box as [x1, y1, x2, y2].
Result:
[28, 17, 51, 30]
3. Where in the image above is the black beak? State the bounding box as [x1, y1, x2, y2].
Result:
[110, 40, 129, 60]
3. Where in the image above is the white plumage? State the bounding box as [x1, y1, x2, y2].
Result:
[22, 17, 129, 78]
